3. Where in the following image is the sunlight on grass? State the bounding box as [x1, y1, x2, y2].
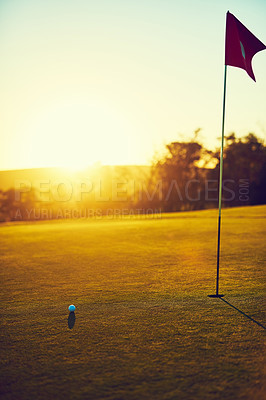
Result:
[0, 206, 265, 400]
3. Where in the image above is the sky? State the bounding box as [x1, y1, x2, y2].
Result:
[0, 0, 266, 170]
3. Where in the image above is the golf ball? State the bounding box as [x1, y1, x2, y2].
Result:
[68, 304, 76, 312]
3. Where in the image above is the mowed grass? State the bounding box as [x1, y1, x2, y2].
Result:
[0, 206, 265, 400]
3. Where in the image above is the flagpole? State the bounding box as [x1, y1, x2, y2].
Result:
[208, 64, 227, 298]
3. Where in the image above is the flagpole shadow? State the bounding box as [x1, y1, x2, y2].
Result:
[219, 297, 266, 330]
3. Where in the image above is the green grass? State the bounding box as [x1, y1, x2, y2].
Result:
[0, 206, 265, 400]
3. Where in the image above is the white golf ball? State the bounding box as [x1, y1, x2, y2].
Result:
[68, 304, 76, 312]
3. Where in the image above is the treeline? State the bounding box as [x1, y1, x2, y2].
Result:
[140, 132, 266, 212]
[0, 132, 265, 221]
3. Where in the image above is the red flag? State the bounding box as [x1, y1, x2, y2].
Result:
[225, 11, 266, 81]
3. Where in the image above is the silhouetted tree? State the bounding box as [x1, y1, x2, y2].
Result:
[0, 188, 38, 221]
[209, 133, 266, 207]
[142, 135, 210, 212]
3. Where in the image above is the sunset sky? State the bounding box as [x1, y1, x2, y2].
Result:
[1, 0, 266, 171]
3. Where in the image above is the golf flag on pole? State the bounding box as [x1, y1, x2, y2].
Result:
[225, 11, 266, 81]
[208, 12, 265, 298]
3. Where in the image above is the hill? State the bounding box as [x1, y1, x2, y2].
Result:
[0, 165, 150, 191]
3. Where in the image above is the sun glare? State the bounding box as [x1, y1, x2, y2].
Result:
[23, 99, 137, 170]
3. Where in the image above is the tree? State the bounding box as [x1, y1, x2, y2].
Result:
[208, 133, 266, 206]
[143, 134, 209, 212]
